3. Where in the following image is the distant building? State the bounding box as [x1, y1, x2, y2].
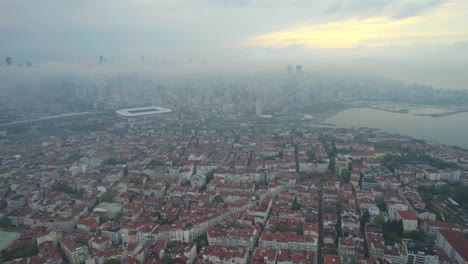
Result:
[396, 211, 418, 231]
[435, 229, 468, 264]
[115, 106, 172, 123]
[402, 239, 438, 264]
[75, 83, 99, 98]
[296, 65, 302, 73]
[287, 65, 293, 74]
[99, 56, 104, 64]
[256, 99, 263, 116]
[60, 237, 89, 264]
[5, 57, 12, 66]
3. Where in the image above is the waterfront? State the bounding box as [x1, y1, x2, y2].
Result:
[324, 108, 468, 148]
[0, 231, 19, 250]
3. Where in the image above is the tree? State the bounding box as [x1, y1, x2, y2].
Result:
[1, 245, 37, 262]
[100, 192, 114, 203]
[361, 210, 370, 226]
[0, 216, 12, 228]
[206, 170, 215, 184]
[213, 195, 224, 203]
[103, 259, 121, 264]
[375, 198, 387, 211]
[396, 220, 404, 237]
[340, 169, 350, 184]
[198, 239, 208, 248]
[114, 210, 123, 221]
[295, 225, 304, 236]
[306, 150, 316, 162]
[100, 216, 109, 225]
[52, 183, 75, 194]
[74, 237, 89, 246]
[291, 196, 301, 211]
[374, 215, 386, 225]
[161, 254, 173, 264]
[149, 159, 165, 168]
[277, 151, 284, 159]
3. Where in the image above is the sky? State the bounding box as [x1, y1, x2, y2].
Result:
[1, 0, 468, 89]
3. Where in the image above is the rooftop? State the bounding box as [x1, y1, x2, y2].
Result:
[116, 106, 172, 118]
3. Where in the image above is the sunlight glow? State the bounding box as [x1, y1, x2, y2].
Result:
[248, 2, 468, 48]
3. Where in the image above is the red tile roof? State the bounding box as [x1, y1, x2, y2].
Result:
[438, 230, 468, 261]
[397, 210, 417, 220]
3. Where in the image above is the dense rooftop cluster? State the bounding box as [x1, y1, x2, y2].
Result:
[1, 116, 468, 264]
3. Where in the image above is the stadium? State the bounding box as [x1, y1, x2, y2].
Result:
[115, 106, 172, 122]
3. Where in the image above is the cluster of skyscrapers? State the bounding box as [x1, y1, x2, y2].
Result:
[287, 64, 302, 74]
[3, 57, 32, 67]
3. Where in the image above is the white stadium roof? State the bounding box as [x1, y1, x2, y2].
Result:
[115, 106, 172, 118]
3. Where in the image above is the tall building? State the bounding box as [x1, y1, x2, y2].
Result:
[99, 56, 104, 64]
[5, 57, 12, 66]
[296, 65, 302, 73]
[287, 65, 293, 74]
[255, 99, 263, 116]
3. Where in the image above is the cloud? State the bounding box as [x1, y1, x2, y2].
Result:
[249, 1, 468, 49]
[392, 0, 445, 19]
[0, 0, 467, 64]
[324, 0, 393, 16]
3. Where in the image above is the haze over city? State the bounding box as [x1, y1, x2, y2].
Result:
[2, 1, 468, 264]
[1, 0, 468, 89]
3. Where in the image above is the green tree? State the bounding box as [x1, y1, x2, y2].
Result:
[375, 198, 387, 211]
[396, 220, 404, 237]
[198, 239, 208, 248]
[1, 245, 37, 262]
[206, 170, 215, 184]
[374, 215, 386, 225]
[149, 159, 165, 168]
[386, 232, 401, 243]
[306, 150, 316, 162]
[291, 196, 301, 211]
[103, 259, 121, 264]
[52, 183, 75, 194]
[74, 237, 89, 246]
[277, 151, 284, 159]
[100, 192, 114, 203]
[100, 216, 109, 225]
[340, 169, 350, 184]
[161, 254, 173, 264]
[0, 216, 12, 228]
[361, 210, 370, 226]
[213, 195, 224, 203]
[295, 225, 304, 236]
[114, 210, 123, 221]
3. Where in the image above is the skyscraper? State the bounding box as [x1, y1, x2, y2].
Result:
[256, 99, 263, 116]
[99, 56, 103, 64]
[287, 65, 293, 74]
[296, 65, 302, 73]
[5, 57, 12, 66]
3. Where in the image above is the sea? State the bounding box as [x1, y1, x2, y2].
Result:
[324, 108, 468, 149]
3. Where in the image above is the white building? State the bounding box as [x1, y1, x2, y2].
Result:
[396, 211, 418, 232]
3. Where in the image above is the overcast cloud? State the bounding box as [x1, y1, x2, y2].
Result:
[0, 0, 467, 89]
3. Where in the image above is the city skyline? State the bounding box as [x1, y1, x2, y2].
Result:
[1, 1, 468, 90]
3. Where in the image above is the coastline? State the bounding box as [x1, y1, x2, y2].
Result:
[318, 107, 468, 149]
[413, 110, 467, 117]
